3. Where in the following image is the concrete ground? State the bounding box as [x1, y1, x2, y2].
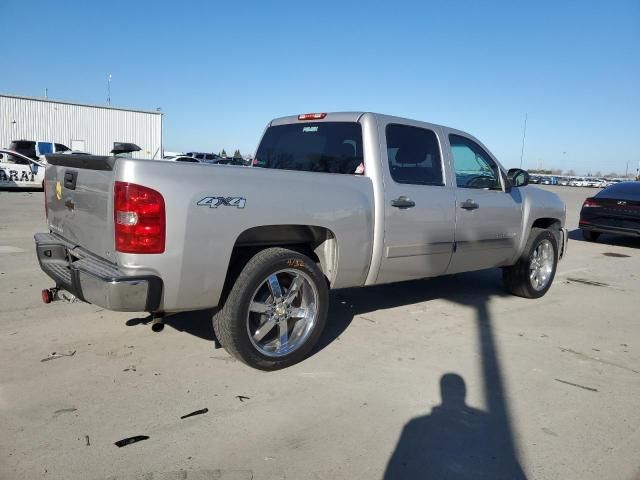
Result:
[0, 185, 638, 480]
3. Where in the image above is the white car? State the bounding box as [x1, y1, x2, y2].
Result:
[569, 177, 589, 187]
[586, 178, 605, 187]
[0, 149, 45, 189]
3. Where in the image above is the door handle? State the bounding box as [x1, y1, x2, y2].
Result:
[391, 196, 415, 209]
[460, 199, 479, 210]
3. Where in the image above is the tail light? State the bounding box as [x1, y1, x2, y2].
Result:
[298, 113, 327, 120]
[114, 182, 165, 253]
[582, 198, 599, 208]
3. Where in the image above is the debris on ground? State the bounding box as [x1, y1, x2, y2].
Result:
[41, 350, 76, 362]
[114, 435, 150, 447]
[554, 378, 598, 392]
[85, 435, 90, 446]
[53, 407, 77, 417]
[236, 395, 250, 402]
[180, 408, 208, 419]
[122, 365, 137, 372]
[565, 277, 609, 287]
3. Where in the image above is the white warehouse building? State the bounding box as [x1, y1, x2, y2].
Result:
[0, 94, 163, 159]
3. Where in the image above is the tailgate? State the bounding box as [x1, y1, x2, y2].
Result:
[44, 154, 117, 259]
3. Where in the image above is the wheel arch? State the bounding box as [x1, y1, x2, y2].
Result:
[219, 224, 338, 306]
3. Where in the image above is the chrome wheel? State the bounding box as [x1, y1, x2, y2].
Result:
[529, 239, 554, 291]
[246, 269, 319, 358]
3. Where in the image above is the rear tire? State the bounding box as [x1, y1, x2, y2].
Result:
[582, 230, 600, 242]
[212, 247, 328, 370]
[503, 228, 558, 299]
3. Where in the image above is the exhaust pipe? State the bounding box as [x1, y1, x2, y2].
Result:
[151, 314, 165, 332]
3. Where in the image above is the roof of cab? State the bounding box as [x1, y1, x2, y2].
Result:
[268, 111, 454, 133]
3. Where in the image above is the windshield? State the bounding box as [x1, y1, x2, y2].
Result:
[255, 122, 363, 174]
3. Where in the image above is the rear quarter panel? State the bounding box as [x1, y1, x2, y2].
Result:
[114, 160, 375, 312]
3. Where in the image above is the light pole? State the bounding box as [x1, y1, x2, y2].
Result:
[519, 113, 528, 169]
[107, 74, 112, 105]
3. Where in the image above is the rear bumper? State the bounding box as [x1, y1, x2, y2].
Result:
[34, 233, 162, 312]
[579, 223, 640, 237]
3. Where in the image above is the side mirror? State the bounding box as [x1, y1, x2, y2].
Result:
[507, 168, 529, 187]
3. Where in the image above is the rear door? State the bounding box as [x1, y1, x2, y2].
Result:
[446, 133, 522, 274]
[376, 123, 456, 284]
[44, 154, 116, 258]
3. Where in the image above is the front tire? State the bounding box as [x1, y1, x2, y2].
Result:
[213, 247, 329, 370]
[503, 228, 558, 299]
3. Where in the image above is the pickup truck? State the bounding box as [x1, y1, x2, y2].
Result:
[35, 112, 568, 370]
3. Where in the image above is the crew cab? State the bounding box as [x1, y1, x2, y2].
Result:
[35, 112, 568, 370]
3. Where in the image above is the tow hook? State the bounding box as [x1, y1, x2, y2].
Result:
[41, 287, 79, 304]
[41, 288, 57, 304]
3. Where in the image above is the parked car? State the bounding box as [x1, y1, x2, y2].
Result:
[585, 178, 605, 188]
[173, 156, 201, 163]
[35, 112, 568, 370]
[214, 157, 247, 166]
[558, 177, 570, 186]
[540, 176, 558, 185]
[528, 175, 541, 184]
[570, 177, 589, 187]
[579, 181, 640, 241]
[185, 152, 222, 163]
[9, 140, 70, 161]
[0, 149, 45, 189]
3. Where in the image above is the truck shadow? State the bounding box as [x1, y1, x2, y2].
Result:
[136, 267, 527, 478]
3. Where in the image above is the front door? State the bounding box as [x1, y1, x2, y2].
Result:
[446, 134, 522, 274]
[376, 123, 456, 284]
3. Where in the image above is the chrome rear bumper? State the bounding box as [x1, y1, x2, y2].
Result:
[35, 233, 162, 312]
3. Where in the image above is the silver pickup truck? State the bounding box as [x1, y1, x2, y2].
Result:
[36, 112, 568, 370]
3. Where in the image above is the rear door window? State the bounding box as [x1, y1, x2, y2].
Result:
[255, 122, 363, 174]
[386, 124, 444, 186]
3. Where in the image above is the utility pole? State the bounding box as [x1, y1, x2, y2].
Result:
[519, 113, 528, 169]
[107, 74, 112, 105]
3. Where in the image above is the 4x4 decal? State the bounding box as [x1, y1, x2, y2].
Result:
[197, 196, 246, 209]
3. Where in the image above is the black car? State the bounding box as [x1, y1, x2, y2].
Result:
[579, 181, 640, 241]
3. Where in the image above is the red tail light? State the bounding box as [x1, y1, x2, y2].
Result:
[582, 198, 599, 208]
[114, 182, 165, 253]
[298, 113, 327, 121]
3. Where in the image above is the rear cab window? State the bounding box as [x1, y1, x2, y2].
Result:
[255, 122, 363, 174]
[386, 124, 444, 186]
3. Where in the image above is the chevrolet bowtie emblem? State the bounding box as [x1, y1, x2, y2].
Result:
[55, 181, 62, 200]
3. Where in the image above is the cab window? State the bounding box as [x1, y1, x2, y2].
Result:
[449, 134, 501, 190]
[386, 124, 444, 186]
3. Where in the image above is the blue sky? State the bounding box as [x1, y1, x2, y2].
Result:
[2, 0, 639, 175]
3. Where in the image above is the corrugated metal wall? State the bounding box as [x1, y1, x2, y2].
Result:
[0, 95, 162, 159]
